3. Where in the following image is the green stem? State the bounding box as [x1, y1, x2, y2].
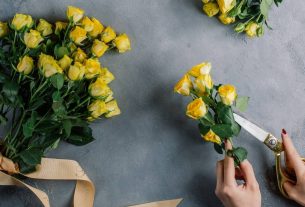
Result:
[30, 79, 48, 102]
[69, 96, 91, 114]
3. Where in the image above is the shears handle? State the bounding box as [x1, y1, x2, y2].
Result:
[275, 152, 305, 198]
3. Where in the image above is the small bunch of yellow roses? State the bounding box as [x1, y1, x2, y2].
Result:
[202, 0, 283, 37]
[0, 6, 130, 172]
[174, 62, 249, 164]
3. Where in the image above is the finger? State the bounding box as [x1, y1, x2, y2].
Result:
[283, 181, 296, 199]
[224, 140, 236, 186]
[239, 160, 258, 186]
[282, 129, 304, 177]
[216, 160, 224, 192]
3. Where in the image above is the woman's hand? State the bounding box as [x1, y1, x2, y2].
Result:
[282, 129, 305, 206]
[215, 141, 261, 207]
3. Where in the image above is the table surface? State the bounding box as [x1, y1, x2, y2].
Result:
[1, 0, 305, 206]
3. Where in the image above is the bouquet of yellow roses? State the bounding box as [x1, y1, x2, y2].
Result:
[0, 6, 131, 173]
[174, 62, 249, 164]
[202, 0, 283, 37]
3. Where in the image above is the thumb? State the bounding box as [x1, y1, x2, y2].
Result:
[283, 181, 296, 199]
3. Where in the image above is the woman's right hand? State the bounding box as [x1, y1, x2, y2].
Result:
[282, 129, 305, 206]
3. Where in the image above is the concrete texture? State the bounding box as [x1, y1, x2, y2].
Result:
[0, 0, 305, 206]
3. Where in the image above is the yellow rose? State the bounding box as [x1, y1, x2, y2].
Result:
[202, 130, 221, 145]
[81, 16, 94, 32]
[188, 62, 211, 77]
[113, 34, 131, 53]
[202, 0, 210, 3]
[84, 58, 101, 79]
[68, 62, 85, 81]
[58, 55, 72, 71]
[101, 26, 116, 43]
[0, 22, 8, 38]
[195, 74, 213, 95]
[17, 56, 34, 75]
[98, 68, 115, 84]
[89, 79, 113, 100]
[69, 43, 77, 53]
[70, 26, 87, 45]
[217, 0, 235, 13]
[218, 13, 235, 25]
[88, 99, 107, 119]
[24, 30, 43, 49]
[91, 39, 109, 57]
[36, 19, 53, 36]
[89, 18, 104, 38]
[55, 21, 68, 35]
[203, 2, 219, 17]
[73, 48, 87, 63]
[218, 84, 237, 105]
[38, 53, 63, 78]
[66, 6, 84, 23]
[245, 22, 259, 38]
[11, 14, 33, 31]
[186, 98, 207, 120]
[105, 100, 121, 118]
[174, 74, 193, 96]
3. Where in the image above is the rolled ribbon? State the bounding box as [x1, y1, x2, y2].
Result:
[129, 198, 183, 207]
[0, 153, 95, 207]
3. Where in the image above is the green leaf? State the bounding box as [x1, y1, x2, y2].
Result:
[214, 143, 224, 154]
[50, 74, 64, 90]
[63, 119, 72, 137]
[19, 148, 43, 166]
[198, 123, 210, 136]
[211, 124, 234, 138]
[235, 96, 249, 112]
[0, 71, 9, 83]
[231, 122, 241, 136]
[217, 102, 234, 125]
[260, 0, 273, 18]
[66, 125, 94, 146]
[0, 114, 7, 125]
[2, 81, 19, 103]
[54, 45, 69, 59]
[232, 147, 248, 165]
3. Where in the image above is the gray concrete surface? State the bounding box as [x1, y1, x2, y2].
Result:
[0, 0, 305, 206]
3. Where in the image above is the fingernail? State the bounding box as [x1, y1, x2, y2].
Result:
[282, 128, 287, 135]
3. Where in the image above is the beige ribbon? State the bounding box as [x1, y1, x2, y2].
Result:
[0, 155, 95, 207]
[129, 198, 183, 207]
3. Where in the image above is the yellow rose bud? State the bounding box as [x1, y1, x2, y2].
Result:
[17, 56, 34, 75]
[186, 98, 207, 120]
[73, 48, 87, 63]
[11, 14, 33, 31]
[98, 68, 115, 84]
[91, 39, 109, 57]
[203, 2, 219, 17]
[202, 130, 221, 145]
[66, 6, 84, 23]
[68, 62, 85, 81]
[195, 74, 213, 95]
[84, 58, 101, 79]
[218, 84, 237, 105]
[36, 19, 53, 36]
[174, 74, 193, 96]
[0, 22, 8, 38]
[58, 55, 72, 71]
[113, 34, 131, 53]
[81, 16, 94, 32]
[38, 53, 63, 78]
[188, 62, 211, 77]
[217, 0, 235, 13]
[88, 99, 107, 119]
[218, 13, 235, 25]
[24, 30, 43, 49]
[101, 26, 116, 43]
[105, 100, 121, 118]
[89, 18, 104, 38]
[245, 22, 259, 38]
[89, 79, 113, 99]
[70, 26, 87, 45]
[55, 21, 68, 35]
